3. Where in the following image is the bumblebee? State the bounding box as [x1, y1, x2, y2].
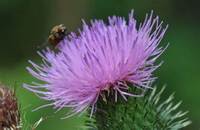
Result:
[48, 24, 67, 47]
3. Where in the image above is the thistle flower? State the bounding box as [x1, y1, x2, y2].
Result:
[23, 11, 168, 117]
[0, 84, 20, 130]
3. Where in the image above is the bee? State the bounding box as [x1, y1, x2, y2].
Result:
[48, 24, 67, 47]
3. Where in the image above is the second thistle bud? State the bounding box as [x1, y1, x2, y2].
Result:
[0, 84, 20, 130]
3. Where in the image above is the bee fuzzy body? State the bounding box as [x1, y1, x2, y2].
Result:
[48, 24, 67, 47]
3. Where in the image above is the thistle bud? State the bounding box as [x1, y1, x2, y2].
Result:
[0, 84, 20, 130]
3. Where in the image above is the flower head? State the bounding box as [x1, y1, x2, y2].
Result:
[24, 11, 168, 117]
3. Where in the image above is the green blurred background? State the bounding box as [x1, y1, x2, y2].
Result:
[0, 0, 199, 129]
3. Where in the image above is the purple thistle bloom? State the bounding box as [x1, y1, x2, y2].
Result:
[23, 11, 168, 117]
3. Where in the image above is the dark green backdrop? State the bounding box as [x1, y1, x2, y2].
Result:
[0, 0, 199, 129]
